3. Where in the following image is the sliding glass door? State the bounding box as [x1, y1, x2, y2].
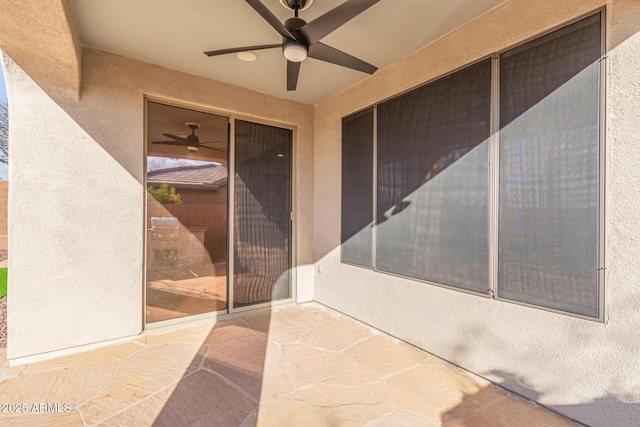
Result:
[145, 101, 230, 323]
[145, 102, 294, 323]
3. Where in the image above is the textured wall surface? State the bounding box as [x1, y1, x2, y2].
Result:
[3, 39, 314, 358]
[3, 53, 144, 359]
[0, 0, 81, 102]
[313, 0, 640, 426]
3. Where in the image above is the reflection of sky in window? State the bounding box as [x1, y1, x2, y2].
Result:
[147, 156, 220, 172]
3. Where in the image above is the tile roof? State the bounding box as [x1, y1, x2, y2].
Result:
[147, 164, 227, 188]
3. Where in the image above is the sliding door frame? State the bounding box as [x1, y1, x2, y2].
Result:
[142, 96, 297, 328]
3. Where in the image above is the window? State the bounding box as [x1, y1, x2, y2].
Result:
[341, 108, 374, 267]
[340, 11, 604, 318]
[376, 60, 491, 293]
[497, 13, 602, 317]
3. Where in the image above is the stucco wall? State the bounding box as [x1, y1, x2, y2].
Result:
[313, 0, 640, 425]
[0, 0, 81, 102]
[4, 45, 314, 360]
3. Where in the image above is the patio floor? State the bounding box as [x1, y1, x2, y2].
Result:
[0, 303, 581, 426]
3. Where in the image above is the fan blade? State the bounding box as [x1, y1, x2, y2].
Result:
[287, 60, 301, 91]
[300, 0, 380, 45]
[245, 0, 295, 39]
[152, 141, 184, 146]
[200, 142, 227, 148]
[198, 145, 227, 154]
[308, 42, 377, 74]
[162, 133, 188, 142]
[204, 44, 282, 57]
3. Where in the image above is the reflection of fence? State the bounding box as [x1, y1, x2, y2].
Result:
[0, 181, 6, 250]
[147, 201, 227, 262]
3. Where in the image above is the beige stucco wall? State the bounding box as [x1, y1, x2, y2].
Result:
[3, 43, 314, 359]
[0, 0, 81, 102]
[313, 0, 640, 425]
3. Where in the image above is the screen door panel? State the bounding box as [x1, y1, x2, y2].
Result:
[233, 120, 292, 307]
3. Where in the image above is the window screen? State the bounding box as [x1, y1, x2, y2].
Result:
[498, 13, 602, 317]
[376, 59, 492, 292]
[341, 108, 374, 267]
[233, 120, 292, 307]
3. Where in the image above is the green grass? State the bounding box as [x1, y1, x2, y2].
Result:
[0, 268, 6, 298]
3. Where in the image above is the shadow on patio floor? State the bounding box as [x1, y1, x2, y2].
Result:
[0, 303, 582, 426]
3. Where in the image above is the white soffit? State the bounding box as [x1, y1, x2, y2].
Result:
[71, 0, 506, 105]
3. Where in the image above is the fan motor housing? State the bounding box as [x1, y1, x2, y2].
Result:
[283, 37, 307, 53]
[284, 17, 306, 32]
[283, 17, 308, 52]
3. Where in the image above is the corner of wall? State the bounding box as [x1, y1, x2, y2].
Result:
[0, 0, 82, 103]
[61, 0, 83, 102]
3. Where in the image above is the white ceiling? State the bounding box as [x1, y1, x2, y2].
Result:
[71, 0, 506, 105]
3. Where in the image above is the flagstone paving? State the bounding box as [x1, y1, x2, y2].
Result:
[0, 303, 581, 426]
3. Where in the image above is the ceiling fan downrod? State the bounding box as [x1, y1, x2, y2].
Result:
[285, 0, 306, 17]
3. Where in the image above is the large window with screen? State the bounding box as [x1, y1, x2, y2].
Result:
[497, 13, 602, 317]
[341, 108, 374, 267]
[340, 11, 603, 318]
[376, 60, 491, 293]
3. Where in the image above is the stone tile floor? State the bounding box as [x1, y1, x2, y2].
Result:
[0, 303, 581, 426]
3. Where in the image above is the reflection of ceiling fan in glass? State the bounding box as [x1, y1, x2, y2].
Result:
[204, 0, 380, 91]
[152, 122, 226, 153]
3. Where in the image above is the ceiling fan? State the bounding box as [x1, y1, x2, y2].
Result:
[204, 0, 380, 91]
[152, 122, 226, 154]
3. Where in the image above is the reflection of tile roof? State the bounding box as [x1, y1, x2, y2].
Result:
[147, 165, 227, 188]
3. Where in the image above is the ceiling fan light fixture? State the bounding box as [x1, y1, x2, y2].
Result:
[237, 52, 257, 62]
[283, 44, 307, 62]
[187, 146, 198, 152]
